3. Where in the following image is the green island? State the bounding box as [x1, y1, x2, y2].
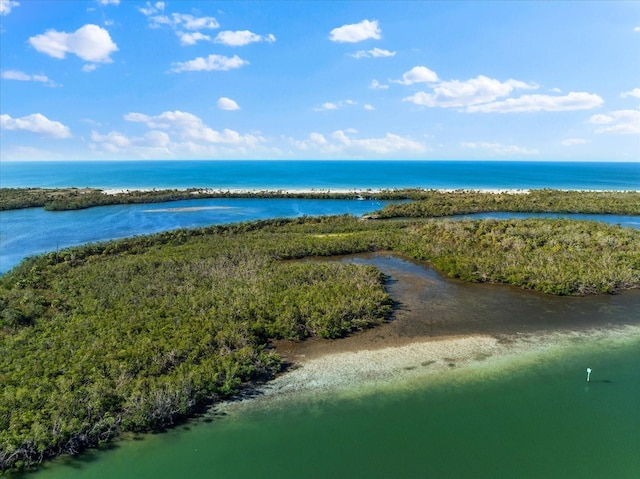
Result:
[1, 187, 639, 214]
[1, 190, 640, 473]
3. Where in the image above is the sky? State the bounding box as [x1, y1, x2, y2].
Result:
[0, 0, 639, 161]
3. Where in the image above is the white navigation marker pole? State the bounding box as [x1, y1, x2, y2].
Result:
[586, 367, 592, 382]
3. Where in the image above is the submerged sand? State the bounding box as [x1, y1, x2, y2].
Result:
[216, 325, 639, 416]
[216, 253, 640, 414]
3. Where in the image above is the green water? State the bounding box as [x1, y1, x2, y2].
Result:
[24, 337, 640, 479]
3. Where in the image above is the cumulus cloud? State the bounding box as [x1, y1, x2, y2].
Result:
[398, 68, 601, 114]
[1, 70, 58, 86]
[0, 0, 19, 15]
[561, 138, 590, 146]
[351, 48, 395, 59]
[393, 66, 439, 85]
[169, 54, 248, 73]
[404, 75, 535, 108]
[370, 79, 389, 89]
[0, 113, 71, 138]
[313, 100, 356, 111]
[98, 0, 119, 5]
[147, 12, 218, 30]
[123, 110, 263, 146]
[29, 24, 118, 63]
[621, 88, 640, 99]
[138, 1, 164, 16]
[291, 130, 427, 157]
[217, 97, 240, 110]
[329, 19, 381, 43]
[90, 110, 269, 158]
[140, 5, 221, 48]
[589, 109, 640, 134]
[178, 32, 211, 46]
[214, 30, 276, 46]
[461, 141, 538, 156]
[466, 92, 603, 113]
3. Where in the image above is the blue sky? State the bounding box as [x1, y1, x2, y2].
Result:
[0, 0, 638, 161]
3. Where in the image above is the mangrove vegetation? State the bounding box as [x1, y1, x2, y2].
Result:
[1, 188, 639, 214]
[1, 212, 639, 472]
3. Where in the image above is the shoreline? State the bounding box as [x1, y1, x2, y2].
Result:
[216, 324, 640, 414]
[100, 187, 533, 195]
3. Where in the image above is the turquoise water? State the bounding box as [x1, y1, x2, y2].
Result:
[25, 336, 640, 479]
[0, 198, 391, 273]
[2, 198, 638, 274]
[1, 160, 639, 190]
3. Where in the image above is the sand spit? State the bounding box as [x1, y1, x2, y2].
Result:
[216, 325, 640, 414]
[143, 206, 238, 213]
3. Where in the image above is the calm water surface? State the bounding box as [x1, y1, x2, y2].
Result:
[2, 160, 638, 190]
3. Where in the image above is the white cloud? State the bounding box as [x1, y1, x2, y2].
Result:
[404, 75, 535, 108]
[1, 70, 58, 86]
[29, 24, 118, 63]
[90, 129, 173, 157]
[621, 88, 640, 99]
[589, 109, 640, 134]
[0, 0, 19, 15]
[461, 141, 538, 156]
[90, 110, 270, 159]
[635, 26, 640, 32]
[98, 0, 119, 5]
[370, 79, 388, 89]
[309, 132, 327, 145]
[169, 54, 248, 73]
[81, 64, 97, 72]
[363, 104, 375, 110]
[138, 1, 165, 16]
[561, 138, 590, 146]
[214, 30, 276, 46]
[351, 48, 395, 59]
[292, 130, 427, 157]
[466, 91, 603, 113]
[329, 19, 381, 43]
[393, 66, 439, 85]
[313, 100, 356, 111]
[148, 12, 219, 30]
[217, 97, 240, 110]
[178, 32, 211, 46]
[0, 113, 71, 138]
[123, 110, 263, 146]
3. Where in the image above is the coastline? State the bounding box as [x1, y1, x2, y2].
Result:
[214, 252, 640, 413]
[217, 324, 640, 414]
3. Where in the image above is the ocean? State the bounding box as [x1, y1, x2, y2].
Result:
[1, 160, 639, 190]
[3, 160, 640, 478]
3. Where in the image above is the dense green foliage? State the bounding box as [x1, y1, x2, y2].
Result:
[3, 188, 640, 214]
[395, 219, 640, 295]
[1, 215, 639, 472]
[373, 189, 640, 217]
[0, 218, 394, 472]
[0, 188, 382, 211]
